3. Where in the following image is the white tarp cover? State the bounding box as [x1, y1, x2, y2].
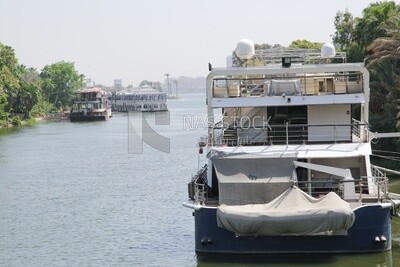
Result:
[217, 186, 355, 236]
[211, 154, 295, 205]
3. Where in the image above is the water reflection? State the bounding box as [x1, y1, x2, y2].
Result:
[0, 125, 23, 136]
[197, 251, 393, 267]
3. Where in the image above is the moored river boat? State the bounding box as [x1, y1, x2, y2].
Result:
[110, 86, 167, 112]
[184, 39, 400, 255]
[69, 87, 112, 121]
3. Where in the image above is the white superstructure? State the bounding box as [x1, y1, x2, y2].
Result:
[111, 86, 167, 112]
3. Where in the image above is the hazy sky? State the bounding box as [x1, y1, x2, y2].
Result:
[0, 0, 383, 86]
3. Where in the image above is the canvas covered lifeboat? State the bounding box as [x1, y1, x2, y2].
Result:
[217, 185, 355, 236]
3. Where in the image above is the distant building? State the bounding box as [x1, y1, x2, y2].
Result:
[114, 79, 123, 90]
[114, 79, 122, 86]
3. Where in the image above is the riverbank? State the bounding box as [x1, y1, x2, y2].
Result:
[0, 117, 42, 129]
[0, 113, 68, 132]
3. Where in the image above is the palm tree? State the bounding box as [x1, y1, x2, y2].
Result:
[0, 43, 21, 113]
[366, 15, 400, 66]
[367, 14, 400, 129]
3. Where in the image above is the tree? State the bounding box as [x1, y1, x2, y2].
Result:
[289, 40, 323, 49]
[369, 62, 400, 115]
[332, 9, 364, 62]
[0, 43, 82, 121]
[16, 67, 42, 118]
[353, 1, 400, 49]
[366, 14, 400, 66]
[254, 43, 272, 50]
[40, 61, 83, 109]
[367, 14, 400, 129]
[331, 2, 400, 164]
[332, 1, 400, 125]
[332, 1, 400, 62]
[359, 2, 400, 166]
[139, 80, 162, 91]
[0, 42, 21, 113]
[332, 9, 355, 51]
[17, 83, 41, 118]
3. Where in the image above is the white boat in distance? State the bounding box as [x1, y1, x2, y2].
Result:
[110, 85, 167, 112]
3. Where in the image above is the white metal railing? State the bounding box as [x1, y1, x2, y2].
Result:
[370, 165, 389, 201]
[191, 165, 208, 204]
[352, 118, 369, 142]
[208, 122, 369, 146]
[253, 48, 347, 64]
[371, 164, 386, 178]
[212, 73, 364, 98]
[194, 182, 206, 204]
[297, 180, 343, 198]
[297, 177, 387, 203]
[352, 118, 361, 138]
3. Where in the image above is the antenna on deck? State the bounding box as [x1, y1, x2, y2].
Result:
[236, 39, 255, 60]
[321, 43, 336, 58]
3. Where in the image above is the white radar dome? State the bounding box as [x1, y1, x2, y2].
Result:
[321, 43, 336, 58]
[236, 39, 255, 60]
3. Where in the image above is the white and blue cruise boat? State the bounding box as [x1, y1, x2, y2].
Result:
[184, 39, 400, 255]
[110, 86, 167, 112]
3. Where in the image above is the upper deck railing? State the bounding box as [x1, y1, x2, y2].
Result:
[212, 72, 364, 98]
[209, 121, 369, 146]
[253, 48, 347, 65]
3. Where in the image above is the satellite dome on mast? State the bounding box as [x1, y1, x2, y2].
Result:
[235, 39, 255, 60]
[321, 43, 336, 58]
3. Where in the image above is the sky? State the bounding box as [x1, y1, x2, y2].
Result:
[0, 0, 386, 86]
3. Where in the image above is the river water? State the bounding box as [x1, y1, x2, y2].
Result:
[0, 92, 399, 266]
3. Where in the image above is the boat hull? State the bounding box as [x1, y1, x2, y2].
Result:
[194, 204, 391, 254]
[69, 113, 110, 122]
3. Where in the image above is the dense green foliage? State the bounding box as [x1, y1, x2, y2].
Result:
[41, 62, 83, 109]
[254, 43, 283, 50]
[0, 42, 83, 126]
[332, 9, 354, 51]
[289, 40, 323, 49]
[0, 43, 20, 119]
[333, 1, 400, 62]
[333, 1, 400, 167]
